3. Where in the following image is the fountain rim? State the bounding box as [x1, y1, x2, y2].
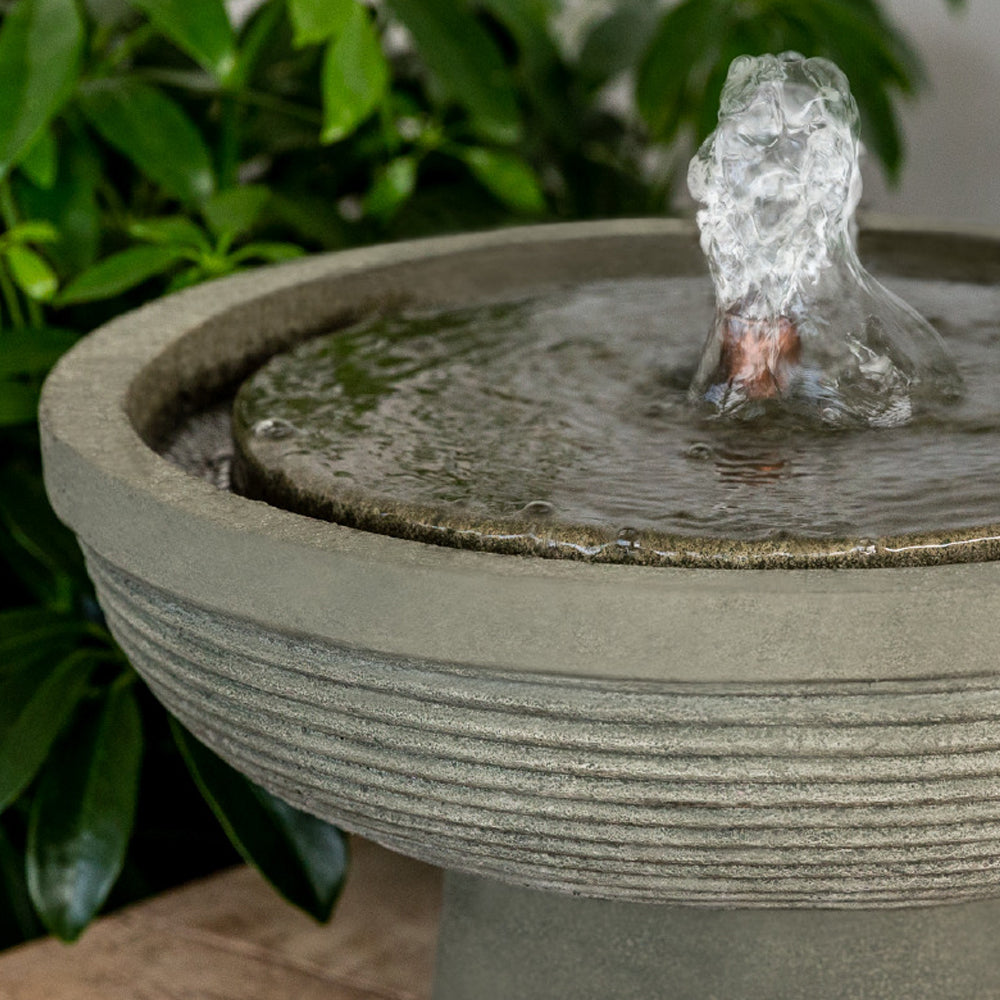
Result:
[39, 217, 1000, 684]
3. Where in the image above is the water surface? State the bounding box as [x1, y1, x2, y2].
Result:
[232, 276, 1000, 542]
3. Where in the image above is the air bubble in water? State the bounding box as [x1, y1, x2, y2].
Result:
[252, 417, 297, 440]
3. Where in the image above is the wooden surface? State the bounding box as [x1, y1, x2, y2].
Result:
[0, 838, 442, 1000]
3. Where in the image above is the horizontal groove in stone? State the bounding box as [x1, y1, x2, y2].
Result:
[100, 577, 1000, 772]
[136, 646, 1000, 823]
[154, 664, 1000, 813]
[158, 678, 1000, 856]
[89, 550, 1000, 906]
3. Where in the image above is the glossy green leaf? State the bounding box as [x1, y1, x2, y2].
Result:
[0, 824, 43, 946]
[0, 0, 84, 176]
[364, 156, 418, 220]
[172, 720, 347, 921]
[126, 0, 238, 85]
[79, 80, 215, 205]
[18, 130, 57, 190]
[57, 245, 191, 305]
[0, 648, 97, 815]
[321, 4, 390, 144]
[128, 216, 211, 250]
[27, 682, 143, 941]
[460, 147, 545, 213]
[5, 246, 58, 302]
[201, 185, 271, 239]
[288, 0, 355, 47]
[384, 0, 521, 143]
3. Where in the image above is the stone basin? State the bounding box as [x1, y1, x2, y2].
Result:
[39, 219, 1000, 998]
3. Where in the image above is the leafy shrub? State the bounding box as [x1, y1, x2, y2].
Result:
[0, 0, 963, 946]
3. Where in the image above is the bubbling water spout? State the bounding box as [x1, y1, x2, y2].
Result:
[688, 52, 961, 427]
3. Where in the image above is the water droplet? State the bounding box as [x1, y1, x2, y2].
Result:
[685, 442, 714, 461]
[617, 526, 641, 549]
[252, 417, 296, 440]
[517, 500, 555, 518]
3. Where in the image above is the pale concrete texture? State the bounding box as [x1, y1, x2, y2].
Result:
[436, 872, 1000, 1000]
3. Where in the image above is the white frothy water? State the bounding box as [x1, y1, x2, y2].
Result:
[688, 53, 961, 427]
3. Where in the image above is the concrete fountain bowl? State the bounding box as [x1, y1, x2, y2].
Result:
[40, 219, 1000, 999]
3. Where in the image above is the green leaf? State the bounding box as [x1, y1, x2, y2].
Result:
[384, 0, 521, 143]
[18, 130, 57, 190]
[0, 824, 44, 945]
[288, 0, 355, 47]
[0, 648, 97, 816]
[0, 0, 84, 177]
[320, 4, 390, 144]
[636, 0, 728, 142]
[460, 147, 545, 213]
[5, 246, 57, 302]
[79, 80, 215, 205]
[27, 682, 143, 941]
[128, 216, 211, 251]
[126, 0, 238, 86]
[172, 720, 347, 921]
[57, 245, 191, 305]
[201, 185, 271, 239]
[228, 241, 306, 265]
[364, 156, 418, 221]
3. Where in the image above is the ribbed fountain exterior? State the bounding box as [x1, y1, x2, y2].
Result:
[86, 544, 1000, 907]
[38, 220, 1000, 998]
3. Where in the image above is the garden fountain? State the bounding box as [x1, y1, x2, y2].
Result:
[40, 53, 1000, 999]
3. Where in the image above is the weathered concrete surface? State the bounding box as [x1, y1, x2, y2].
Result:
[36, 220, 1000, 992]
[435, 871, 1000, 1000]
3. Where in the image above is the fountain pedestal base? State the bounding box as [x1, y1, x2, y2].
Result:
[433, 872, 1000, 999]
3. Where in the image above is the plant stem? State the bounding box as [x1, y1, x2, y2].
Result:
[133, 69, 324, 127]
[232, 88, 324, 126]
[101, 23, 157, 73]
[0, 261, 25, 329]
[0, 181, 25, 328]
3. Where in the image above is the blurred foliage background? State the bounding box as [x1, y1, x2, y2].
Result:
[0, 0, 965, 949]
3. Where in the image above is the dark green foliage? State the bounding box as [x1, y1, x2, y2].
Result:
[634, 0, 935, 184]
[0, 0, 963, 948]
